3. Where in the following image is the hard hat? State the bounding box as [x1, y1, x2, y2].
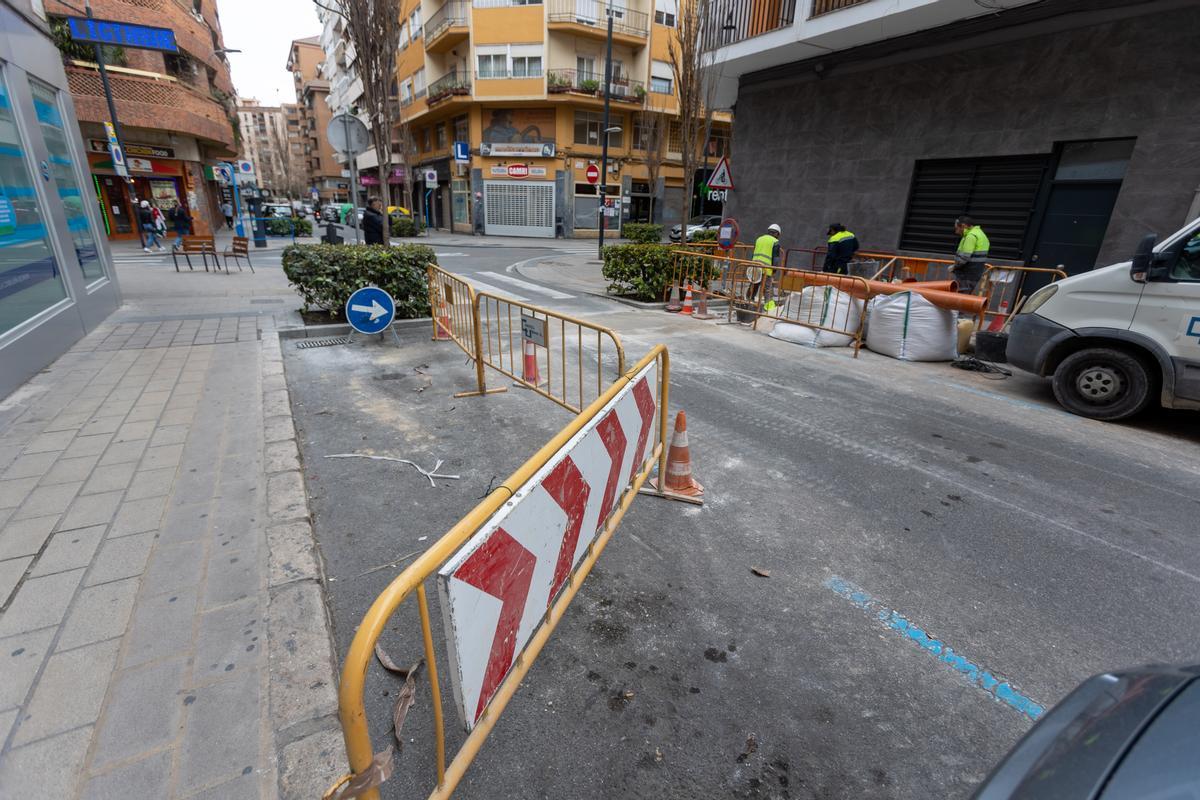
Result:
[767, 223, 781, 236]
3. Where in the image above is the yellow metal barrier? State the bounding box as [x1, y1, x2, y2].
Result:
[334, 346, 671, 800]
[474, 292, 626, 414]
[427, 265, 506, 398]
[853, 252, 959, 283]
[979, 265, 1069, 330]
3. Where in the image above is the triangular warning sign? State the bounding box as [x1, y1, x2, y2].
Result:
[707, 156, 734, 190]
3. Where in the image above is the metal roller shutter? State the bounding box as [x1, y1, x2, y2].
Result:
[899, 154, 1050, 259]
[484, 181, 555, 238]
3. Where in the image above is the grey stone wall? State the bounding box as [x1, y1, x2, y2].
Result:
[727, 6, 1200, 266]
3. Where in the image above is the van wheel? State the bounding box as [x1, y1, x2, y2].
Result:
[1052, 348, 1153, 421]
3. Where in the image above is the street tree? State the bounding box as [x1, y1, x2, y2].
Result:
[639, 110, 669, 223]
[313, 0, 403, 223]
[668, 0, 717, 234]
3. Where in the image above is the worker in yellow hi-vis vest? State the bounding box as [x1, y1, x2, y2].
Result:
[952, 216, 990, 294]
[750, 223, 782, 312]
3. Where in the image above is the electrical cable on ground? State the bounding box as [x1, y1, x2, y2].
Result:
[951, 356, 1012, 379]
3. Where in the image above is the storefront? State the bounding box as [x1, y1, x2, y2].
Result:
[476, 107, 558, 238]
[1, 2, 120, 399]
[87, 149, 197, 240]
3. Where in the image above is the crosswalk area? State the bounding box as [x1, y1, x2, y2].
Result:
[463, 271, 575, 302]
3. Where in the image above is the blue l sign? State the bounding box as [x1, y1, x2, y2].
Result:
[345, 287, 396, 335]
[454, 141, 470, 162]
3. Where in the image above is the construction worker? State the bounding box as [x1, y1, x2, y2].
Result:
[751, 223, 782, 312]
[823, 223, 859, 274]
[952, 216, 990, 294]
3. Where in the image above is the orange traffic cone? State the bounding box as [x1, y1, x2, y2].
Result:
[434, 297, 451, 340]
[693, 283, 714, 320]
[520, 339, 543, 386]
[680, 283, 694, 315]
[665, 283, 682, 312]
[987, 299, 1009, 332]
[662, 411, 703, 498]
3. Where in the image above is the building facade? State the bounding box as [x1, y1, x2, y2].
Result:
[236, 101, 299, 199]
[315, 0, 731, 237]
[43, 0, 237, 240]
[1, 0, 121, 399]
[707, 0, 1200, 274]
[287, 36, 344, 203]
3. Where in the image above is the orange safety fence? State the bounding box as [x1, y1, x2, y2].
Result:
[978, 265, 1069, 331]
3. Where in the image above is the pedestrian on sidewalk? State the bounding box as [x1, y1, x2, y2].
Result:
[951, 216, 990, 294]
[221, 200, 234, 230]
[168, 201, 192, 248]
[823, 223, 859, 275]
[362, 197, 385, 245]
[138, 200, 164, 252]
[473, 192, 484, 236]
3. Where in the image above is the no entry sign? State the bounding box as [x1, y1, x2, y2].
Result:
[438, 360, 660, 728]
[585, 164, 600, 184]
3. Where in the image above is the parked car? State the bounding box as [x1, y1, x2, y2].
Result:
[263, 203, 293, 219]
[974, 663, 1200, 799]
[1005, 215, 1200, 420]
[669, 215, 722, 242]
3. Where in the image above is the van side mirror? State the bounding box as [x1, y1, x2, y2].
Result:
[1130, 233, 1158, 282]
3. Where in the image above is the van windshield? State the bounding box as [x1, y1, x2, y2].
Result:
[1172, 231, 1200, 281]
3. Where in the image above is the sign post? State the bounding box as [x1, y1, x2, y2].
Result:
[344, 286, 399, 346]
[328, 113, 371, 244]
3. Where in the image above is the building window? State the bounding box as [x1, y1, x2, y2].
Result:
[478, 45, 542, 78]
[477, 49, 506, 78]
[574, 111, 622, 147]
[435, 123, 447, 149]
[654, 0, 676, 26]
[706, 129, 729, 157]
[413, 68, 426, 97]
[452, 178, 469, 224]
[454, 114, 469, 143]
[668, 121, 683, 153]
[899, 154, 1052, 259]
[400, 79, 413, 105]
[650, 60, 673, 94]
[511, 54, 542, 77]
[409, 9, 421, 39]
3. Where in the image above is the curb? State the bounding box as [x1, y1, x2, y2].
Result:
[260, 330, 348, 799]
[277, 317, 431, 340]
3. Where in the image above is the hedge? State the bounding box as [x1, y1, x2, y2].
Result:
[601, 244, 674, 302]
[621, 222, 663, 244]
[691, 228, 718, 242]
[391, 216, 423, 237]
[266, 217, 313, 237]
[281, 243, 434, 319]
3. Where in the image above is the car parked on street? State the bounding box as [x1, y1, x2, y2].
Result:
[669, 215, 722, 242]
[263, 203, 294, 219]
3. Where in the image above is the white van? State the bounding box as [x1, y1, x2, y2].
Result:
[1006, 218, 1200, 421]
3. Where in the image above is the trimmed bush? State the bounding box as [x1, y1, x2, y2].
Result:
[281, 243, 434, 318]
[601, 244, 673, 302]
[266, 217, 313, 237]
[691, 228, 718, 242]
[391, 216, 423, 237]
[622, 222, 663, 244]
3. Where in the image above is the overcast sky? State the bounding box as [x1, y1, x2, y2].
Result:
[220, 1, 322, 106]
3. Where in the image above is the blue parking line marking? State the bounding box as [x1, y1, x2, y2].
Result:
[826, 576, 1044, 721]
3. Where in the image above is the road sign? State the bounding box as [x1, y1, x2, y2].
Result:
[520, 314, 546, 347]
[65, 16, 178, 52]
[424, 169, 439, 186]
[327, 113, 371, 156]
[454, 141, 470, 162]
[708, 156, 734, 190]
[344, 287, 396, 335]
[717, 218, 739, 251]
[585, 164, 600, 185]
[236, 160, 254, 176]
[506, 163, 530, 179]
[438, 359, 660, 729]
[103, 121, 128, 178]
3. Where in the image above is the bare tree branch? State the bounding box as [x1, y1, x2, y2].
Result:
[669, 0, 717, 234]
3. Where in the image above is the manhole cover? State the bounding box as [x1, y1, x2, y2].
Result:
[295, 336, 348, 349]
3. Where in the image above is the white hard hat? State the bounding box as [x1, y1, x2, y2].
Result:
[767, 223, 781, 236]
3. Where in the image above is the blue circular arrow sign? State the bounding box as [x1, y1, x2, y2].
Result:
[345, 286, 396, 335]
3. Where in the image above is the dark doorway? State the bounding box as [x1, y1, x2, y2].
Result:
[1029, 182, 1123, 276]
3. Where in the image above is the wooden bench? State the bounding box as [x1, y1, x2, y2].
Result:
[222, 236, 254, 273]
[171, 235, 217, 272]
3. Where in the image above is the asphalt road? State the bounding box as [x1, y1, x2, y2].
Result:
[283, 241, 1200, 799]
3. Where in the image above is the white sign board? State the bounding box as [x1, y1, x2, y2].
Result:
[424, 169, 439, 186]
[480, 142, 556, 158]
[438, 361, 660, 729]
[520, 314, 547, 347]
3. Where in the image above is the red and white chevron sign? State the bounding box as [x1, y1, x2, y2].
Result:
[438, 360, 660, 729]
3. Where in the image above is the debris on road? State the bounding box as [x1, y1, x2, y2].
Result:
[324, 452, 461, 487]
[355, 549, 422, 578]
[327, 745, 394, 800]
[751, 567, 771, 578]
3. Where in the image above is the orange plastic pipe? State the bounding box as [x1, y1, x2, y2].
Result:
[900, 279, 959, 293]
[782, 271, 987, 314]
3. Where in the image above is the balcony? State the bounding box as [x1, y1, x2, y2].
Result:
[65, 66, 235, 154]
[546, 69, 645, 104]
[811, 0, 870, 16]
[426, 71, 472, 105]
[425, 1, 469, 53]
[547, 0, 649, 46]
[702, 0, 797, 50]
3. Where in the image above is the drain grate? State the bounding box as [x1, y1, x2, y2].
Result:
[295, 336, 349, 349]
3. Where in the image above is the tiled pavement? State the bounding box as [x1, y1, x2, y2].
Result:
[0, 243, 344, 798]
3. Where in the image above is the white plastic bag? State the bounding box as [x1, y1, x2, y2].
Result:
[865, 291, 958, 361]
[768, 286, 863, 348]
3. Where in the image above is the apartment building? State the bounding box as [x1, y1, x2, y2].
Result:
[43, 0, 238, 240]
[236, 101, 300, 199]
[287, 36, 345, 203]
[281, 103, 311, 198]
[706, 0, 1200, 275]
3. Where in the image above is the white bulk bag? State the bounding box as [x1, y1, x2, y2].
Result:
[865, 291, 958, 361]
[768, 286, 863, 348]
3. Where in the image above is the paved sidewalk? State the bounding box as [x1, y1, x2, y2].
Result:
[0, 244, 343, 798]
